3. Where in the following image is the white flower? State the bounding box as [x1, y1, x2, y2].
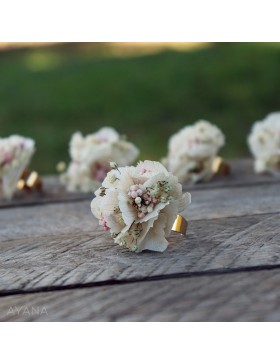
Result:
[248, 112, 280, 174]
[61, 127, 139, 192]
[0, 135, 35, 199]
[164, 120, 225, 183]
[91, 160, 191, 253]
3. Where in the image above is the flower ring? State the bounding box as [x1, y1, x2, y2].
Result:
[91, 160, 191, 253]
[248, 112, 280, 175]
[61, 127, 139, 192]
[0, 135, 35, 199]
[163, 120, 228, 183]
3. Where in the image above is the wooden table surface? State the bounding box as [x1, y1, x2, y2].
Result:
[0, 159, 280, 322]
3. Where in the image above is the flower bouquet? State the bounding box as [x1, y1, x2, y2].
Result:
[91, 160, 191, 252]
[248, 112, 280, 175]
[0, 135, 35, 199]
[61, 127, 139, 192]
[163, 120, 225, 183]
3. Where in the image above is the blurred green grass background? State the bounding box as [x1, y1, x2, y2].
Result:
[0, 42, 280, 174]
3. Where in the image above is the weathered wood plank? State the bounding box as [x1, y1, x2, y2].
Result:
[0, 201, 97, 242]
[0, 176, 92, 209]
[1, 213, 279, 293]
[1, 182, 280, 243]
[188, 181, 280, 219]
[1, 268, 279, 321]
[0, 159, 279, 209]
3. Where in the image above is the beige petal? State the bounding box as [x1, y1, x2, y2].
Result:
[178, 192, 191, 212]
[118, 190, 137, 226]
[137, 213, 168, 252]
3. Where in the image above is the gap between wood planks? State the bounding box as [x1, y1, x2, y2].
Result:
[1, 210, 279, 292]
[1, 262, 280, 298]
[1, 178, 280, 210]
[0, 195, 91, 210]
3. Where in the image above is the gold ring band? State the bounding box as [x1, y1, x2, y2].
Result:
[17, 169, 42, 191]
[211, 156, 230, 175]
[172, 214, 188, 235]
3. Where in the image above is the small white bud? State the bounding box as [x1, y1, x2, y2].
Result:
[110, 162, 118, 169]
[135, 197, 142, 204]
[56, 161, 66, 173]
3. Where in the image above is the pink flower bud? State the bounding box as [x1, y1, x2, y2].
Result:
[138, 212, 145, 219]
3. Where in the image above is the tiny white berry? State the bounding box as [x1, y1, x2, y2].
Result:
[110, 162, 118, 169]
[135, 197, 142, 204]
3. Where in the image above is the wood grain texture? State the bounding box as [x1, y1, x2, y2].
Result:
[1, 213, 279, 293]
[0, 201, 97, 242]
[1, 268, 279, 321]
[1, 159, 279, 321]
[1, 181, 280, 243]
[187, 181, 280, 220]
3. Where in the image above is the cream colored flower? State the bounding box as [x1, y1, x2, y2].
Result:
[0, 135, 35, 199]
[248, 112, 280, 174]
[164, 120, 225, 183]
[91, 160, 191, 253]
[61, 127, 139, 192]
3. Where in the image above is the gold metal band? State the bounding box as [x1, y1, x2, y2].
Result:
[211, 156, 230, 176]
[17, 170, 42, 191]
[172, 214, 188, 235]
